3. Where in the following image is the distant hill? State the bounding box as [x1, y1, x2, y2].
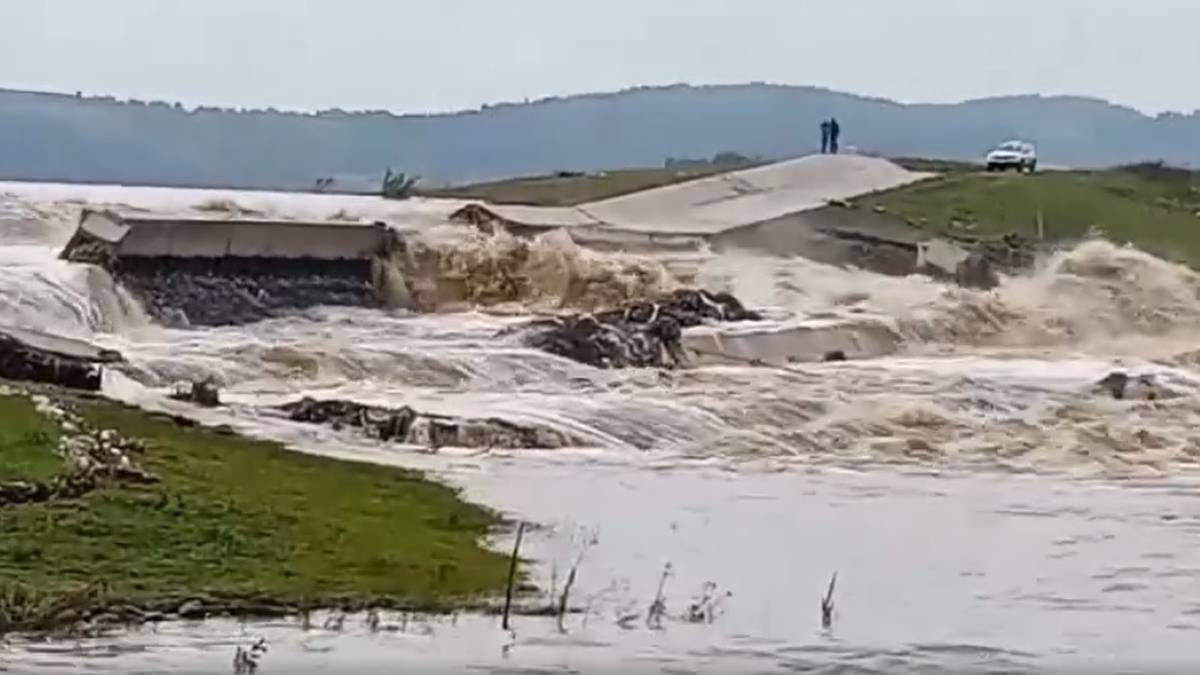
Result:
[1, 84, 1198, 191]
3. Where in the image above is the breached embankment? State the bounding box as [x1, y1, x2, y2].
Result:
[44, 208, 945, 370]
[17, 182, 1200, 476]
[60, 209, 393, 326]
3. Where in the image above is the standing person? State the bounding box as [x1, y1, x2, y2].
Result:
[829, 117, 841, 154]
[820, 120, 831, 154]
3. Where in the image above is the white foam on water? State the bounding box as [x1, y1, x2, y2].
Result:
[4, 183, 1200, 671]
[5, 185, 1200, 473]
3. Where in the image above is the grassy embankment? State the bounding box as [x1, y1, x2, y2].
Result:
[0, 390, 513, 632]
[422, 156, 1200, 269]
[427, 158, 1200, 266]
[422, 164, 749, 206]
[858, 163, 1200, 266]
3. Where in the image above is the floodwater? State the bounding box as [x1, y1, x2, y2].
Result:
[3, 183, 1200, 673]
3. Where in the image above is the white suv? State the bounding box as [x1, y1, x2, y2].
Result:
[985, 140, 1037, 173]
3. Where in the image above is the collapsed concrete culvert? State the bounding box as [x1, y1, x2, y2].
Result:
[513, 289, 762, 369]
[59, 210, 396, 326]
[0, 326, 123, 391]
[280, 397, 579, 450]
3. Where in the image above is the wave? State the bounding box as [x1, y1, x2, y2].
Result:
[896, 240, 1200, 347]
[381, 225, 685, 313]
[0, 246, 149, 336]
[7, 189, 1200, 474]
[700, 239, 1200, 351]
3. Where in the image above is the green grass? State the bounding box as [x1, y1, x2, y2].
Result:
[859, 166, 1200, 265]
[0, 394, 63, 483]
[0, 396, 512, 625]
[890, 157, 981, 174]
[422, 165, 754, 206]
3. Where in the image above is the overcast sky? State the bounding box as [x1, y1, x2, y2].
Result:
[3, 0, 1198, 115]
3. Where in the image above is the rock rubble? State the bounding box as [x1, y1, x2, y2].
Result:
[281, 397, 578, 450]
[117, 258, 379, 326]
[517, 289, 762, 369]
[0, 396, 158, 508]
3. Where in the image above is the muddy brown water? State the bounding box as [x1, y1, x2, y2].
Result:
[3, 185, 1200, 672]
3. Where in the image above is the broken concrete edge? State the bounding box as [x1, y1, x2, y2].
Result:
[58, 210, 408, 327]
[683, 319, 904, 367]
[454, 200, 1031, 287]
[0, 326, 124, 392]
[60, 209, 394, 263]
[448, 203, 711, 251]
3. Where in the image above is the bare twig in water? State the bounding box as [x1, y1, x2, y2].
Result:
[647, 562, 673, 630]
[685, 581, 732, 624]
[555, 527, 597, 633]
[616, 610, 641, 630]
[232, 637, 267, 674]
[584, 580, 625, 631]
[501, 521, 526, 632]
[821, 572, 837, 629]
[556, 557, 581, 633]
[323, 611, 346, 632]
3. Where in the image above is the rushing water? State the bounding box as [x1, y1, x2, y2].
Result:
[3, 183, 1200, 673]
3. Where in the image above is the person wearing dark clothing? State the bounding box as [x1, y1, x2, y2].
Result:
[829, 117, 841, 154]
[819, 120, 831, 154]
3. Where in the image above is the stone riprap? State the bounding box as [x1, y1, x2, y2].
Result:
[517, 289, 762, 369]
[116, 257, 379, 327]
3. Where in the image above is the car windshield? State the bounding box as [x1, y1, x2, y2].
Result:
[998, 142, 1025, 151]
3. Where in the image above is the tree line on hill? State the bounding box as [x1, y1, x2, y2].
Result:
[1, 83, 1197, 191]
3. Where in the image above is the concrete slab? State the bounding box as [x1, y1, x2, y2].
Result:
[449, 155, 933, 244]
[684, 316, 902, 367]
[581, 155, 932, 234]
[0, 180, 469, 229]
[61, 210, 389, 262]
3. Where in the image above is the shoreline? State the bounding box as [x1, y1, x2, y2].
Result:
[0, 382, 540, 637]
